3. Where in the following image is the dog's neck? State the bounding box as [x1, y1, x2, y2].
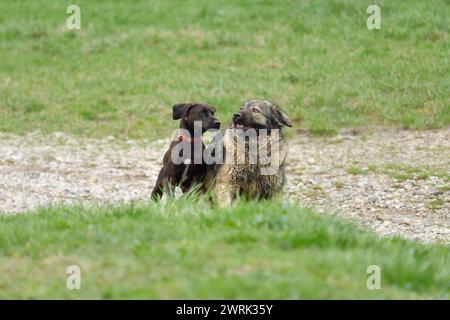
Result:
[177, 122, 204, 164]
[178, 134, 200, 144]
[178, 120, 204, 143]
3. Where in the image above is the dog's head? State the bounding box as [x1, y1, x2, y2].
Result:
[232, 100, 292, 133]
[173, 103, 221, 132]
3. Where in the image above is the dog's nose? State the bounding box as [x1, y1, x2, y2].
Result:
[212, 120, 221, 128]
[233, 112, 242, 122]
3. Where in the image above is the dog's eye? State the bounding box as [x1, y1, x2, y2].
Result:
[252, 108, 260, 113]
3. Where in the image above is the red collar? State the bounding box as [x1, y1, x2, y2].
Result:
[178, 134, 200, 143]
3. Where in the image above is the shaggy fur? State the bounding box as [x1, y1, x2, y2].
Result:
[204, 100, 292, 206]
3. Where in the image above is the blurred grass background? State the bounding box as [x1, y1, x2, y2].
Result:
[0, 0, 448, 139]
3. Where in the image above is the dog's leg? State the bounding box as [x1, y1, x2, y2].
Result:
[151, 168, 166, 200]
[215, 182, 238, 208]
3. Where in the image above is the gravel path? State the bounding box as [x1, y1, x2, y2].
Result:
[1, 128, 449, 244]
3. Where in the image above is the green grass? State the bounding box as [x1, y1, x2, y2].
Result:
[428, 198, 444, 211]
[0, 198, 448, 299]
[0, 0, 449, 140]
[347, 166, 368, 175]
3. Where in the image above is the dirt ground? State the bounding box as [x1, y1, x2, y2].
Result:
[1, 127, 448, 244]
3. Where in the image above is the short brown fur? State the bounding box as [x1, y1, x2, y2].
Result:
[151, 103, 220, 200]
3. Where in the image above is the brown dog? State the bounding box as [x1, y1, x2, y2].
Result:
[151, 103, 220, 200]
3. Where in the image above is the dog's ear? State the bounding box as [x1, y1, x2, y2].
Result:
[210, 105, 216, 113]
[270, 105, 293, 127]
[173, 103, 194, 120]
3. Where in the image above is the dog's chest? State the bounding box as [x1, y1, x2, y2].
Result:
[224, 164, 281, 187]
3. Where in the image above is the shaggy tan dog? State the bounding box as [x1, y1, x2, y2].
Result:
[204, 100, 292, 206]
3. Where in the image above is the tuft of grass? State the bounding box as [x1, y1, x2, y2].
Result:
[334, 180, 345, 189]
[366, 163, 449, 182]
[428, 198, 444, 211]
[347, 166, 367, 175]
[437, 185, 450, 192]
[0, 198, 448, 299]
[0, 0, 449, 140]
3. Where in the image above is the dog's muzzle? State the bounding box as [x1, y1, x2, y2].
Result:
[211, 121, 221, 129]
[233, 112, 242, 123]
